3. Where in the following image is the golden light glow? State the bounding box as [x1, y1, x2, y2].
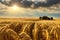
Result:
[7, 5, 28, 14]
[7, 5, 21, 14]
[12, 5, 19, 10]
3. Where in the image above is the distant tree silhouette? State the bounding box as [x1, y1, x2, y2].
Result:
[39, 17, 42, 20]
[39, 16, 53, 20]
[51, 17, 53, 20]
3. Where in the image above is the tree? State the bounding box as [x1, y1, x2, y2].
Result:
[51, 17, 53, 20]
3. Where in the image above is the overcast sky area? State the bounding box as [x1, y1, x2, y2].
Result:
[0, 0, 60, 18]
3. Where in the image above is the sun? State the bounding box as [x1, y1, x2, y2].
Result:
[7, 5, 26, 13]
[7, 5, 20, 13]
[12, 5, 19, 10]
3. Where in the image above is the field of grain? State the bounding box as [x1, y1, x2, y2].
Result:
[0, 18, 60, 40]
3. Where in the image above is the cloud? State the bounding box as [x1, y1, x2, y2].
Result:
[0, 2, 60, 18]
[0, 2, 60, 13]
[0, 0, 60, 8]
[0, 0, 60, 12]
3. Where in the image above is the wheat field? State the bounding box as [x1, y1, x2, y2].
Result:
[0, 18, 60, 40]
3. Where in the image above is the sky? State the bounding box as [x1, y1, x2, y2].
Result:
[0, 0, 60, 18]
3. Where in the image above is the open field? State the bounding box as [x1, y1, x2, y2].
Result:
[0, 18, 60, 40]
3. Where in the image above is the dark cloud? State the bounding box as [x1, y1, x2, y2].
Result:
[19, 1, 33, 8]
[0, 0, 60, 8]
